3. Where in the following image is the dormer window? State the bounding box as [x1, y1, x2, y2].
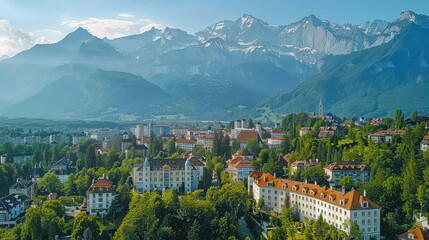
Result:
[329, 195, 336, 201]
[292, 186, 297, 191]
[408, 234, 415, 239]
[302, 188, 307, 194]
[339, 200, 345, 206]
[310, 190, 315, 196]
[268, 182, 273, 187]
[282, 183, 288, 189]
[321, 193, 325, 198]
[361, 202, 368, 208]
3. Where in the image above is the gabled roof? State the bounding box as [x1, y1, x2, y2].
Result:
[325, 160, 370, 171]
[251, 172, 380, 210]
[399, 228, 429, 240]
[0, 194, 25, 211]
[370, 129, 405, 137]
[229, 156, 253, 169]
[176, 139, 196, 144]
[87, 176, 114, 194]
[10, 179, 33, 189]
[237, 130, 261, 144]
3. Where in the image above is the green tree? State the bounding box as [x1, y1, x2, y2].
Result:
[166, 139, 175, 156]
[65, 173, 78, 195]
[246, 138, 261, 156]
[339, 176, 352, 190]
[38, 172, 63, 193]
[42, 200, 66, 218]
[256, 197, 264, 209]
[72, 212, 100, 240]
[188, 220, 200, 240]
[85, 145, 96, 169]
[394, 109, 405, 129]
[410, 111, 418, 122]
[349, 221, 362, 240]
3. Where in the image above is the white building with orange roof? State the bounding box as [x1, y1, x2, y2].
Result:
[87, 174, 115, 216]
[421, 136, 429, 152]
[368, 130, 405, 143]
[267, 137, 284, 150]
[249, 172, 380, 240]
[175, 139, 196, 151]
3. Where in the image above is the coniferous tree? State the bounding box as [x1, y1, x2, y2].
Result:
[394, 109, 405, 129]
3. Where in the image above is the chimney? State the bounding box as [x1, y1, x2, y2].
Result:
[342, 186, 345, 195]
[304, 179, 307, 183]
[314, 181, 317, 186]
[316, 158, 319, 163]
[363, 189, 367, 197]
[330, 185, 333, 190]
[274, 173, 277, 179]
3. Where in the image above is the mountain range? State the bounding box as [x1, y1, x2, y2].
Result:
[1, 10, 428, 121]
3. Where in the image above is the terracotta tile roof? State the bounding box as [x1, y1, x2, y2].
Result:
[423, 136, 429, 141]
[277, 154, 290, 167]
[269, 137, 285, 140]
[325, 160, 370, 171]
[370, 129, 406, 137]
[250, 172, 380, 210]
[272, 129, 286, 133]
[97, 148, 111, 152]
[176, 139, 196, 143]
[229, 156, 253, 169]
[398, 228, 429, 240]
[87, 176, 114, 194]
[344, 120, 353, 125]
[291, 160, 318, 168]
[237, 130, 260, 143]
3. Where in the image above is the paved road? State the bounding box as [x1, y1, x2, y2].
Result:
[239, 217, 255, 240]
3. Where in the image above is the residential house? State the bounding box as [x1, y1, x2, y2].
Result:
[398, 228, 429, 240]
[227, 149, 255, 181]
[72, 131, 89, 144]
[96, 148, 111, 155]
[160, 134, 175, 142]
[9, 179, 34, 200]
[324, 161, 371, 186]
[370, 118, 384, 125]
[87, 174, 115, 216]
[318, 126, 338, 138]
[50, 158, 71, 183]
[0, 194, 26, 228]
[299, 127, 313, 136]
[291, 159, 319, 174]
[133, 157, 204, 194]
[421, 136, 429, 152]
[126, 144, 148, 158]
[249, 172, 381, 240]
[237, 130, 262, 148]
[172, 127, 188, 139]
[368, 130, 405, 143]
[196, 135, 214, 151]
[271, 129, 286, 138]
[175, 139, 196, 151]
[268, 137, 284, 150]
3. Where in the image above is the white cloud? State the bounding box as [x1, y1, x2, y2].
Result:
[0, 20, 36, 57]
[61, 17, 166, 39]
[118, 13, 135, 18]
[61, 17, 153, 39]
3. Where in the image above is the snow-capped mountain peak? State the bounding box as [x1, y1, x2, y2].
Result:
[140, 23, 166, 34]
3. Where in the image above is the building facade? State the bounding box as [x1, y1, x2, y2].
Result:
[324, 161, 371, 186]
[0, 194, 26, 228]
[86, 175, 115, 216]
[249, 172, 381, 240]
[175, 139, 196, 151]
[421, 136, 429, 152]
[133, 157, 204, 194]
[9, 179, 34, 200]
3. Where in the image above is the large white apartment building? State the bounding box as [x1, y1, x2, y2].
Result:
[133, 157, 204, 194]
[87, 175, 115, 216]
[249, 172, 380, 240]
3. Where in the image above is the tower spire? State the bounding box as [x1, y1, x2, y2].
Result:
[319, 98, 324, 116]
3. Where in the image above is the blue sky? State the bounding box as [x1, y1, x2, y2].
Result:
[0, 0, 428, 56]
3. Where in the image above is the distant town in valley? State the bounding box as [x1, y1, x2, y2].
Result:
[0, 104, 428, 239]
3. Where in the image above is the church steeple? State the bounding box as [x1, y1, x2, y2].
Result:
[319, 98, 324, 116]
